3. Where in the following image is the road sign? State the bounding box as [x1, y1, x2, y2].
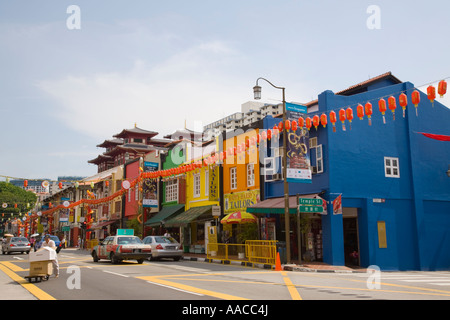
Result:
[298, 198, 323, 206]
[117, 229, 134, 236]
[298, 205, 324, 213]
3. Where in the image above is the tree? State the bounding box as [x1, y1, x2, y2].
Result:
[0, 182, 37, 219]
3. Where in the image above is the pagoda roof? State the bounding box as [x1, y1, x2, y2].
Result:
[96, 138, 124, 148]
[113, 126, 158, 139]
[87, 154, 113, 165]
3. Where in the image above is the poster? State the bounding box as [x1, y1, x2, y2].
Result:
[286, 102, 312, 183]
[143, 161, 158, 208]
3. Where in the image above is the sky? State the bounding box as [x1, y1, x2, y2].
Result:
[1, 0, 449, 181]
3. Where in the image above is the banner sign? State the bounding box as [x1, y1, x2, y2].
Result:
[143, 161, 158, 208]
[332, 194, 342, 215]
[208, 166, 220, 202]
[224, 190, 260, 214]
[286, 103, 312, 183]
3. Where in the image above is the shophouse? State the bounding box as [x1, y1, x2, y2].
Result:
[248, 72, 450, 271]
[164, 137, 220, 254]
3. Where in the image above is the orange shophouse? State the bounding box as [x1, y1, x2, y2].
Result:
[222, 127, 261, 242]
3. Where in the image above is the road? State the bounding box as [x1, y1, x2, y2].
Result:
[2, 248, 450, 302]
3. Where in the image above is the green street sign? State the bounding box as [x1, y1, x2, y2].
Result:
[298, 198, 323, 206]
[299, 205, 324, 213]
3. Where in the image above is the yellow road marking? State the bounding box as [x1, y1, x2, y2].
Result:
[1, 261, 26, 272]
[281, 271, 302, 300]
[0, 264, 56, 300]
[139, 275, 248, 300]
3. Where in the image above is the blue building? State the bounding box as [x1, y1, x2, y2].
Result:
[249, 72, 450, 271]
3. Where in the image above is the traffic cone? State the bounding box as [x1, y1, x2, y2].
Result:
[275, 252, 282, 271]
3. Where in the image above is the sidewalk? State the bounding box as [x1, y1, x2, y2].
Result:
[182, 253, 369, 273]
[0, 263, 37, 300]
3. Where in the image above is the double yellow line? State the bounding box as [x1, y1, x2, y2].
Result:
[0, 262, 56, 300]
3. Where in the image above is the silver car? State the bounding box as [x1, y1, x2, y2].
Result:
[2, 236, 31, 254]
[142, 236, 183, 261]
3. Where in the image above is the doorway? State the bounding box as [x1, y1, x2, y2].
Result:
[343, 215, 359, 266]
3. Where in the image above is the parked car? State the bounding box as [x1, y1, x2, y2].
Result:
[91, 235, 152, 264]
[142, 236, 183, 261]
[2, 236, 31, 254]
[34, 235, 63, 253]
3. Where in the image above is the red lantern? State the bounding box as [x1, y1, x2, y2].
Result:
[305, 117, 312, 131]
[312, 115, 320, 130]
[59, 182, 63, 189]
[23, 180, 28, 188]
[365, 102, 373, 126]
[267, 129, 272, 140]
[278, 121, 283, 131]
[438, 80, 447, 98]
[346, 107, 353, 130]
[378, 98, 387, 124]
[427, 85, 436, 107]
[399, 93, 407, 118]
[285, 120, 291, 131]
[291, 120, 298, 131]
[320, 114, 327, 128]
[357, 104, 364, 120]
[388, 96, 396, 121]
[298, 117, 304, 128]
[261, 130, 267, 141]
[411, 90, 420, 116]
[339, 109, 346, 131]
[329, 111, 337, 132]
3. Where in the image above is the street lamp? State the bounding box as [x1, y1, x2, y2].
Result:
[253, 77, 291, 263]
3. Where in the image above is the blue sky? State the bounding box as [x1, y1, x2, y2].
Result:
[1, 1, 449, 181]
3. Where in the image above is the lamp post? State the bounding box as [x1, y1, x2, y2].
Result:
[253, 77, 291, 263]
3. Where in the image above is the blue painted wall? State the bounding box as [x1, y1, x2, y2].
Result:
[262, 78, 450, 270]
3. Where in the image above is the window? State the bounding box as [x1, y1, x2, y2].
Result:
[193, 173, 201, 197]
[247, 163, 255, 187]
[264, 157, 276, 181]
[230, 167, 237, 190]
[205, 170, 209, 196]
[165, 179, 178, 202]
[309, 137, 323, 174]
[384, 157, 400, 178]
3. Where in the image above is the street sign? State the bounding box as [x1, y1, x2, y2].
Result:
[212, 205, 221, 217]
[298, 205, 324, 213]
[298, 198, 323, 206]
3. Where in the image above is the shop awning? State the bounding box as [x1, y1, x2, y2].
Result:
[144, 204, 185, 227]
[247, 194, 320, 214]
[164, 205, 212, 227]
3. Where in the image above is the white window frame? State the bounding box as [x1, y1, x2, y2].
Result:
[247, 163, 255, 187]
[384, 157, 400, 178]
[193, 173, 201, 197]
[165, 179, 178, 202]
[230, 167, 237, 190]
[309, 137, 323, 174]
[264, 157, 276, 182]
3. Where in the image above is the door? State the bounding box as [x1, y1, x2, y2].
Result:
[343, 217, 359, 266]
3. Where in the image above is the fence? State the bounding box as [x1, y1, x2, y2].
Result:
[86, 239, 98, 250]
[207, 240, 277, 265]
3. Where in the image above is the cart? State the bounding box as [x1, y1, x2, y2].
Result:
[25, 260, 53, 283]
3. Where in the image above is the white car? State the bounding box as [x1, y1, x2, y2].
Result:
[92, 235, 152, 264]
[142, 236, 183, 261]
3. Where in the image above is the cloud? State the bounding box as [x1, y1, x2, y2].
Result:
[36, 40, 249, 140]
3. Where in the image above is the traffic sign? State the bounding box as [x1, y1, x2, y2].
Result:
[298, 198, 323, 206]
[298, 205, 324, 213]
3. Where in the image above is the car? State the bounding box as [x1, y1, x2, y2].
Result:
[91, 235, 152, 264]
[34, 235, 63, 253]
[142, 235, 183, 261]
[2, 236, 31, 254]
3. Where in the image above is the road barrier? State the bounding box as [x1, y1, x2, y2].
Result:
[207, 240, 277, 265]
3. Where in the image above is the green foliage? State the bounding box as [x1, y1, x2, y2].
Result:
[0, 182, 37, 217]
[236, 223, 258, 244]
[126, 217, 142, 238]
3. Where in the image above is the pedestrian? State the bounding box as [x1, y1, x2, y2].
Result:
[42, 235, 59, 278]
[164, 230, 171, 237]
[77, 236, 81, 249]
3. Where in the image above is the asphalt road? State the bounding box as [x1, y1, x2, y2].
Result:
[2, 248, 450, 302]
